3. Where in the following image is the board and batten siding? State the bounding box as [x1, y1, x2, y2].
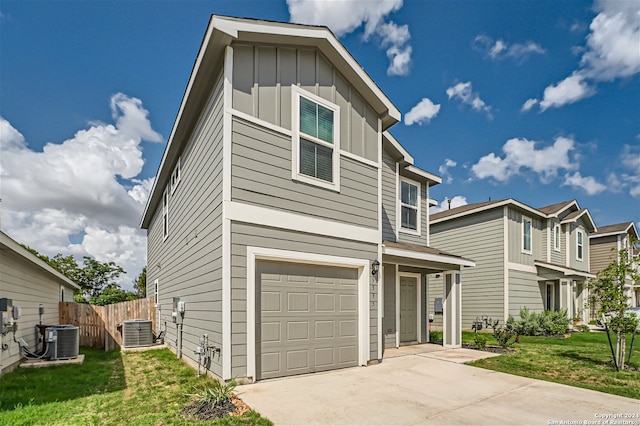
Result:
[146, 69, 225, 378]
[230, 222, 378, 378]
[508, 269, 544, 315]
[590, 235, 617, 273]
[550, 220, 565, 265]
[230, 117, 378, 229]
[0, 250, 74, 373]
[232, 43, 378, 163]
[381, 148, 397, 242]
[507, 208, 543, 266]
[430, 208, 505, 329]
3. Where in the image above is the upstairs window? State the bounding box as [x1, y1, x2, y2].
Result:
[400, 178, 420, 234]
[162, 187, 169, 240]
[292, 87, 340, 191]
[553, 223, 561, 251]
[576, 230, 584, 261]
[522, 217, 532, 254]
[170, 157, 181, 194]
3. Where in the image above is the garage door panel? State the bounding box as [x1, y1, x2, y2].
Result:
[257, 260, 359, 380]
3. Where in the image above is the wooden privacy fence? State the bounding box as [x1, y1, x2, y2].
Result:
[59, 298, 156, 351]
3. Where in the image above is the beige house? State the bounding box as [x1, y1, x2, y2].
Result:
[141, 16, 473, 383]
[0, 231, 78, 375]
[589, 222, 639, 307]
[429, 199, 596, 330]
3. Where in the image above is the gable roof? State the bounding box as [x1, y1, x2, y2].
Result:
[382, 132, 440, 185]
[560, 209, 597, 232]
[590, 221, 638, 239]
[141, 15, 401, 228]
[538, 200, 578, 216]
[0, 231, 80, 290]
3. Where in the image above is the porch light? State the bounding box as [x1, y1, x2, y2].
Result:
[371, 259, 380, 276]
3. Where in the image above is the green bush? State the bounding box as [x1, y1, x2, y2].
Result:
[429, 330, 443, 343]
[473, 333, 488, 350]
[508, 307, 571, 336]
[491, 320, 516, 348]
[577, 324, 590, 332]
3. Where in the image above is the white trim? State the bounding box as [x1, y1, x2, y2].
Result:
[503, 206, 509, 321]
[231, 108, 293, 137]
[521, 216, 532, 255]
[378, 262, 383, 360]
[377, 119, 383, 361]
[162, 186, 169, 241]
[589, 223, 637, 239]
[546, 281, 555, 311]
[533, 260, 596, 278]
[222, 45, 234, 381]
[553, 223, 561, 252]
[291, 85, 340, 192]
[245, 246, 370, 381]
[170, 156, 181, 195]
[404, 165, 441, 184]
[382, 245, 475, 268]
[576, 228, 584, 262]
[565, 225, 571, 267]
[224, 201, 379, 244]
[398, 176, 421, 236]
[340, 149, 379, 168]
[431, 198, 543, 225]
[507, 262, 537, 274]
[383, 131, 414, 164]
[395, 264, 400, 348]
[398, 272, 422, 343]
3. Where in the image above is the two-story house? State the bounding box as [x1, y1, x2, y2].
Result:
[141, 16, 473, 383]
[428, 199, 596, 330]
[590, 222, 639, 307]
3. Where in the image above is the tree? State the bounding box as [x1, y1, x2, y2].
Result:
[133, 266, 147, 298]
[91, 284, 138, 306]
[77, 256, 125, 299]
[588, 244, 640, 370]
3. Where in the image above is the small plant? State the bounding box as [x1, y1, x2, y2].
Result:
[473, 333, 488, 350]
[577, 324, 590, 333]
[183, 379, 239, 420]
[190, 379, 237, 405]
[429, 330, 443, 343]
[491, 320, 516, 348]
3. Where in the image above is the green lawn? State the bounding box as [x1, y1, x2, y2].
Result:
[463, 331, 640, 399]
[0, 348, 272, 426]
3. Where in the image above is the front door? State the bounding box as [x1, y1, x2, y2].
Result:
[400, 276, 417, 342]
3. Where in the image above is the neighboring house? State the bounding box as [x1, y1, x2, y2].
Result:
[141, 15, 473, 383]
[589, 222, 639, 307]
[0, 231, 79, 376]
[429, 199, 596, 330]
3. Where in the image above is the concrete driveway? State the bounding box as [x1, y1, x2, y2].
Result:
[238, 345, 639, 425]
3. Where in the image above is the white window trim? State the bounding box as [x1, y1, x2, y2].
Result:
[576, 229, 584, 261]
[522, 216, 532, 254]
[553, 223, 561, 252]
[398, 176, 421, 236]
[162, 186, 169, 241]
[153, 279, 159, 306]
[291, 85, 340, 192]
[170, 156, 181, 194]
[546, 282, 555, 311]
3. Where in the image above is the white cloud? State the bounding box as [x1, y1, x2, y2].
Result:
[539, 72, 595, 111]
[405, 98, 441, 125]
[0, 93, 162, 290]
[446, 81, 492, 118]
[287, 0, 412, 76]
[430, 196, 468, 214]
[609, 144, 640, 197]
[521, 98, 539, 112]
[438, 159, 457, 184]
[563, 172, 606, 195]
[475, 35, 545, 62]
[471, 136, 578, 183]
[525, 0, 640, 111]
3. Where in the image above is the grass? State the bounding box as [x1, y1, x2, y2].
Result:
[0, 348, 272, 426]
[463, 331, 640, 399]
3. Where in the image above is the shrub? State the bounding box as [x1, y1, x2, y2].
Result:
[473, 333, 488, 350]
[491, 320, 516, 348]
[509, 307, 571, 336]
[577, 324, 590, 333]
[429, 330, 443, 343]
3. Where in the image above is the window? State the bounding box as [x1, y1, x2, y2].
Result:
[522, 216, 532, 253]
[545, 282, 554, 311]
[553, 223, 561, 251]
[162, 187, 169, 240]
[292, 87, 340, 191]
[153, 279, 159, 306]
[170, 157, 181, 194]
[400, 178, 420, 234]
[576, 230, 584, 261]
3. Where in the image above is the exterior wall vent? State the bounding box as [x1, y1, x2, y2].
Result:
[122, 319, 153, 348]
[45, 325, 80, 360]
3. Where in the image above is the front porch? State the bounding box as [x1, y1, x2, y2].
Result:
[380, 241, 475, 350]
[534, 261, 594, 323]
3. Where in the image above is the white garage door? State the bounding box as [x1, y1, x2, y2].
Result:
[256, 260, 359, 380]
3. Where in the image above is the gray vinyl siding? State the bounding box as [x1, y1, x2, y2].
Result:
[232, 43, 378, 163]
[382, 264, 396, 348]
[381, 148, 397, 242]
[397, 173, 429, 246]
[0, 249, 75, 374]
[430, 208, 505, 329]
[230, 222, 378, 378]
[230, 116, 378, 228]
[507, 208, 543, 266]
[590, 235, 617, 273]
[428, 275, 443, 330]
[146, 70, 225, 378]
[568, 221, 590, 272]
[508, 269, 544, 315]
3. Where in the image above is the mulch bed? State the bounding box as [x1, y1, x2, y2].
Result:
[182, 394, 251, 420]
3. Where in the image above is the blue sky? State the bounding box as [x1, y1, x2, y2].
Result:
[1, 0, 638, 289]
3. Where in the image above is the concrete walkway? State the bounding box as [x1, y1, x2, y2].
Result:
[238, 346, 639, 425]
